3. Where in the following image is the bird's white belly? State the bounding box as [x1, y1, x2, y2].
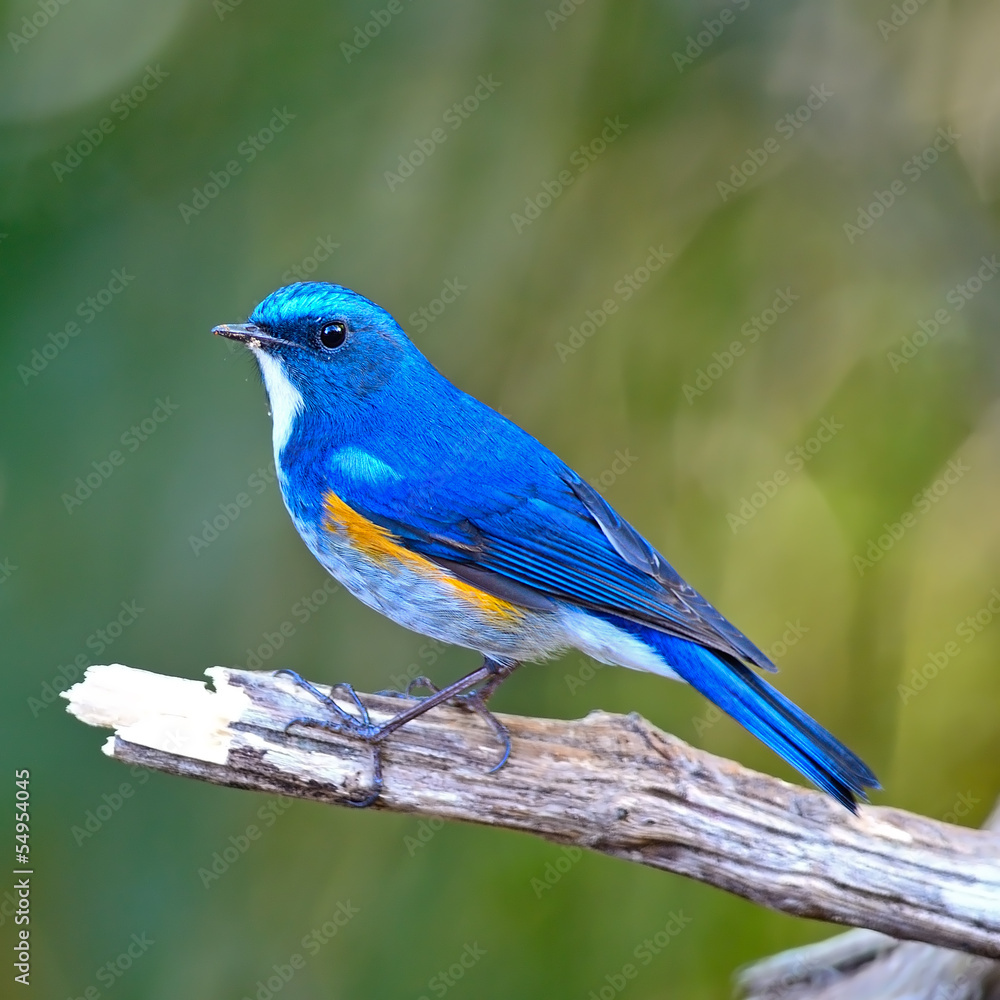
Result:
[289, 503, 682, 681]
[291, 512, 562, 661]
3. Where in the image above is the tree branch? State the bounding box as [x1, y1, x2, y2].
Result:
[64, 664, 1000, 959]
[736, 800, 1000, 998]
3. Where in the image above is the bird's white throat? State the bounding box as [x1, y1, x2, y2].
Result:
[252, 349, 303, 461]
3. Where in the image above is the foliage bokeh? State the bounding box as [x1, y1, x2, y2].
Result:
[3, 1, 1000, 996]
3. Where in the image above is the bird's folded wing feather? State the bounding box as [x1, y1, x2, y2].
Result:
[329, 456, 776, 672]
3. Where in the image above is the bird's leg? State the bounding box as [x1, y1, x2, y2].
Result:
[276, 670, 373, 730]
[397, 667, 515, 772]
[452, 685, 513, 773]
[373, 675, 439, 699]
[404, 676, 442, 696]
[275, 669, 384, 806]
[277, 658, 519, 805]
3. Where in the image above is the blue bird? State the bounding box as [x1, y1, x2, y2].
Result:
[214, 282, 878, 810]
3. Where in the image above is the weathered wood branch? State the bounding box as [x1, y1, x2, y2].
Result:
[736, 801, 1000, 999]
[64, 664, 1000, 959]
[736, 930, 1000, 1000]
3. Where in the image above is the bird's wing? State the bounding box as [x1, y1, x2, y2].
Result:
[329, 455, 776, 672]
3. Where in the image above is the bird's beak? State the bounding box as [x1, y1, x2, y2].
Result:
[212, 323, 287, 350]
[213, 322, 262, 344]
[212, 323, 298, 348]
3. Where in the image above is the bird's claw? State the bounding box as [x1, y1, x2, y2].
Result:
[276, 669, 383, 806]
[455, 687, 512, 774]
[383, 675, 512, 773]
[274, 660, 516, 806]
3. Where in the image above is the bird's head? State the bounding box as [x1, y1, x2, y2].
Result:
[214, 282, 426, 450]
[214, 282, 419, 403]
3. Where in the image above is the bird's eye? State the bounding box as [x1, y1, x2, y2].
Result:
[319, 321, 347, 349]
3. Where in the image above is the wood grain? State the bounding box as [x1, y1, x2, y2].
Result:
[64, 664, 1000, 959]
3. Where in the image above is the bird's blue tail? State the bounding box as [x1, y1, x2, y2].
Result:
[610, 617, 879, 811]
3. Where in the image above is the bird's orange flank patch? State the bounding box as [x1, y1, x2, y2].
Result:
[322, 491, 524, 624]
[324, 491, 417, 566]
[438, 574, 525, 623]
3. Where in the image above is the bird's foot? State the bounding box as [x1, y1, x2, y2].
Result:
[400, 677, 511, 773]
[275, 669, 384, 807]
[276, 659, 518, 807]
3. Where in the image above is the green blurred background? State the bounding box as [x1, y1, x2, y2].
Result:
[3, 0, 999, 996]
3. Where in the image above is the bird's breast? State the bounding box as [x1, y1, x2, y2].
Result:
[314, 489, 531, 639]
[281, 485, 652, 666]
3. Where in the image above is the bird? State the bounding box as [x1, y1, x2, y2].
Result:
[214, 281, 878, 810]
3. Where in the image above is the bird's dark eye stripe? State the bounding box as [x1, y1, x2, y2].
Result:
[320, 321, 347, 349]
